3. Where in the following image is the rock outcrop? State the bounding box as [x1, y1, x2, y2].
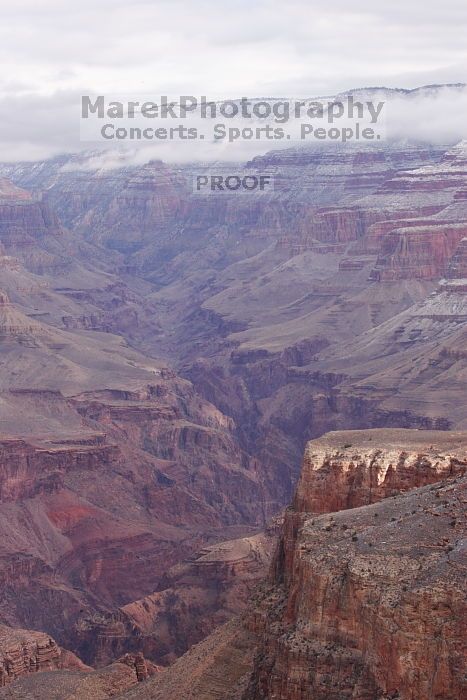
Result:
[293, 429, 466, 514]
[244, 429, 467, 700]
[0, 652, 159, 699]
[121, 618, 255, 700]
[0, 625, 87, 687]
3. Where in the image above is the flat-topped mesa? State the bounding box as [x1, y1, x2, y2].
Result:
[126, 433, 467, 700]
[293, 429, 467, 514]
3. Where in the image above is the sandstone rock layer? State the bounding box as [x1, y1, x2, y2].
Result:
[244, 429, 467, 700]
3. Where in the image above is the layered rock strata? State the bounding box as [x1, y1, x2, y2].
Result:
[0, 625, 86, 687]
[244, 429, 467, 700]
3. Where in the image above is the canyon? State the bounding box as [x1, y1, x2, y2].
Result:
[0, 111, 466, 696]
[115, 428, 467, 700]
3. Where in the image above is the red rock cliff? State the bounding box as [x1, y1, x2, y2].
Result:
[0, 625, 87, 687]
[243, 429, 467, 700]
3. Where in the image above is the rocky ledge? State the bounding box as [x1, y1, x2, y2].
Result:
[293, 428, 467, 514]
[0, 625, 86, 687]
[245, 429, 467, 700]
[246, 475, 466, 700]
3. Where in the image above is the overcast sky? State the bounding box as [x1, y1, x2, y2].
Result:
[1, 0, 466, 161]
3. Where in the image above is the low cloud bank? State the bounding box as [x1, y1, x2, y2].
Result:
[0, 84, 466, 166]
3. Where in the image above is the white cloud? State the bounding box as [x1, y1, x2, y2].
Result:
[0, 0, 466, 161]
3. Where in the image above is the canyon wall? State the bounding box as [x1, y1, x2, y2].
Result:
[0, 625, 87, 688]
[244, 429, 467, 700]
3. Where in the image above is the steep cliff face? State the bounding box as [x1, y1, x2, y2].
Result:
[246, 480, 467, 700]
[370, 223, 467, 281]
[243, 429, 467, 700]
[445, 236, 467, 280]
[364, 142, 467, 280]
[49, 162, 187, 254]
[0, 144, 447, 267]
[0, 435, 119, 502]
[0, 625, 87, 687]
[293, 429, 466, 514]
[72, 527, 275, 668]
[0, 182, 69, 275]
[2, 147, 466, 457]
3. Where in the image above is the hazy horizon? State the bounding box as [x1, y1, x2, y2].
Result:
[1, 0, 466, 161]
